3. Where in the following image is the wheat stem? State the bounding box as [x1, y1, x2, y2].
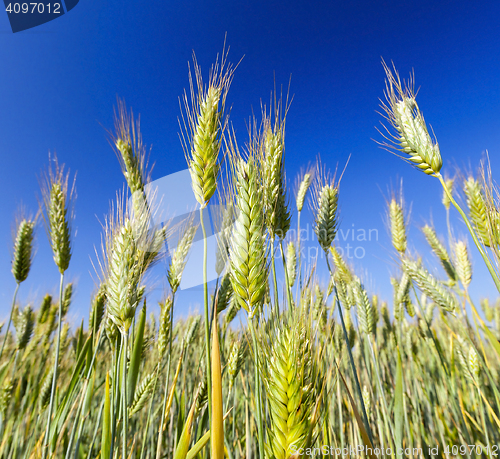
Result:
[297, 211, 303, 290]
[156, 293, 175, 459]
[200, 207, 213, 428]
[329, 258, 374, 445]
[0, 283, 19, 362]
[248, 317, 264, 459]
[121, 332, 129, 459]
[270, 237, 280, 309]
[42, 272, 64, 459]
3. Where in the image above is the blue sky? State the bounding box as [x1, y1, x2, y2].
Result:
[1, 0, 500, 325]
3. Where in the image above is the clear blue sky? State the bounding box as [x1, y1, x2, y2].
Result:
[1, 0, 500, 325]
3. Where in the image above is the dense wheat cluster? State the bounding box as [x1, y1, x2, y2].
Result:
[1, 54, 500, 459]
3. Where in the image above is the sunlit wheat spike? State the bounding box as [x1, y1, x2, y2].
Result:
[396, 270, 412, 316]
[405, 298, 416, 318]
[227, 338, 246, 396]
[286, 241, 297, 288]
[37, 294, 52, 325]
[0, 378, 13, 417]
[167, 224, 197, 294]
[454, 335, 475, 382]
[486, 206, 500, 248]
[157, 297, 173, 359]
[112, 99, 149, 197]
[41, 160, 74, 274]
[442, 177, 454, 210]
[378, 62, 442, 176]
[129, 372, 156, 417]
[15, 305, 34, 350]
[12, 218, 35, 284]
[402, 258, 457, 313]
[261, 106, 291, 240]
[362, 385, 372, 420]
[454, 240, 472, 289]
[229, 157, 268, 316]
[330, 246, 353, 284]
[38, 370, 53, 410]
[353, 278, 375, 336]
[89, 285, 106, 333]
[468, 346, 480, 381]
[181, 50, 235, 209]
[422, 225, 457, 284]
[223, 296, 240, 328]
[389, 197, 406, 254]
[215, 273, 233, 314]
[334, 273, 351, 310]
[464, 176, 491, 247]
[60, 282, 73, 318]
[263, 313, 321, 459]
[313, 284, 327, 328]
[105, 219, 145, 334]
[296, 170, 313, 212]
[195, 366, 208, 416]
[311, 164, 339, 253]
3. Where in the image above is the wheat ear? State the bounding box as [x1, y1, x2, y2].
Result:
[402, 258, 457, 313]
[311, 163, 339, 253]
[389, 198, 407, 254]
[263, 313, 321, 459]
[464, 177, 491, 247]
[229, 157, 268, 316]
[422, 224, 457, 284]
[378, 62, 442, 176]
[1, 217, 36, 361]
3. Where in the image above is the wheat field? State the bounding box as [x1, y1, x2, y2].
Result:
[0, 53, 499, 459]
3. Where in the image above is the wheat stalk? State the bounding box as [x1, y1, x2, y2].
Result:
[229, 156, 268, 316]
[402, 258, 457, 312]
[422, 224, 457, 284]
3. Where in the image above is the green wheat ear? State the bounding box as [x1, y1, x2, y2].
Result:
[41, 161, 74, 274]
[229, 156, 268, 317]
[311, 163, 339, 253]
[378, 61, 442, 177]
[261, 105, 291, 240]
[12, 218, 35, 284]
[421, 224, 457, 284]
[389, 197, 407, 254]
[15, 305, 34, 351]
[296, 171, 313, 212]
[181, 51, 235, 209]
[402, 257, 457, 313]
[262, 310, 322, 459]
[464, 176, 491, 246]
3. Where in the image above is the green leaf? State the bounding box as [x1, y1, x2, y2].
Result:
[127, 303, 146, 404]
[101, 372, 111, 459]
